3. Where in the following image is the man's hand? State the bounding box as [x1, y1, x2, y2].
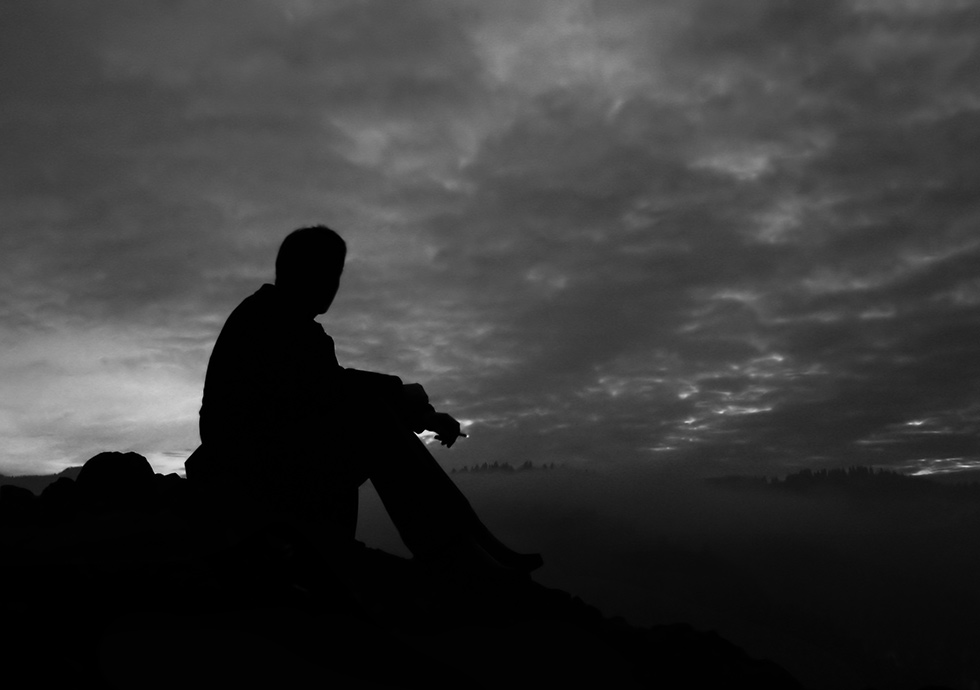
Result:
[425, 411, 466, 448]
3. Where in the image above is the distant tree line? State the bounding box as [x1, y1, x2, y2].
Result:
[707, 466, 980, 497]
[780, 466, 917, 489]
[451, 460, 558, 474]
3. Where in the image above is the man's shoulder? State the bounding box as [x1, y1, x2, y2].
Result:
[224, 284, 278, 323]
[209, 285, 277, 349]
[222, 284, 335, 344]
[236, 283, 277, 310]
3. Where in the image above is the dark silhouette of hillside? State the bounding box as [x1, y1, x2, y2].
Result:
[0, 451, 804, 689]
[0, 464, 82, 495]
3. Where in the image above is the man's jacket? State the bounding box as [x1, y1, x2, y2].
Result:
[192, 284, 432, 478]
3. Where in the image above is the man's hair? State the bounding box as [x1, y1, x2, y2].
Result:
[275, 225, 347, 285]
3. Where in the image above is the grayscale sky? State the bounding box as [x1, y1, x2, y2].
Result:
[2, 0, 979, 477]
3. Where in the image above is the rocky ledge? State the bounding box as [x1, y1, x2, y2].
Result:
[1, 452, 804, 689]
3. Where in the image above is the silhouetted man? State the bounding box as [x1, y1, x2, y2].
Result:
[187, 225, 540, 576]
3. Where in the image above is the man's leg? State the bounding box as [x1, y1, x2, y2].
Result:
[362, 424, 541, 572]
[362, 426, 471, 556]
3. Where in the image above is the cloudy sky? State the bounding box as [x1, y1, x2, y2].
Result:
[2, 0, 980, 477]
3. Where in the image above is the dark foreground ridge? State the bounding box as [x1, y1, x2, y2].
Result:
[1, 452, 804, 689]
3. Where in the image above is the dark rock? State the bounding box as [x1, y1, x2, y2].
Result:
[153, 472, 190, 508]
[76, 451, 156, 514]
[39, 476, 79, 523]
[0, 456, 808, 689]
[0, 483, 38, 526]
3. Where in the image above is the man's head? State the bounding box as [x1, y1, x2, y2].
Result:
[275, 225, 347, 315]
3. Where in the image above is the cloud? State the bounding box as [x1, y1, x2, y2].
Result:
[0, 0, 492, 472]
[405, 0, 980, 474]
[1, 0, 979, 475]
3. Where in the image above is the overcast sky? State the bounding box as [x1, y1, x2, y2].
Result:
[2, 0, 979, 477]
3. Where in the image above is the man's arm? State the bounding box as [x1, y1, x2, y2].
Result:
[396, 382, 434, 432]
[343, 368, 465, 446]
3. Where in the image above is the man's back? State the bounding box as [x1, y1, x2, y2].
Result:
[200, 283, 343, 456]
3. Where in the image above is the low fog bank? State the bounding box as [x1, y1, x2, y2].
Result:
[357, 464, 980, 690]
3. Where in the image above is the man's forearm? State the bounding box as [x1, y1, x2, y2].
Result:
[342, 368, 436, 433]
[400, 383, 436, 433]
